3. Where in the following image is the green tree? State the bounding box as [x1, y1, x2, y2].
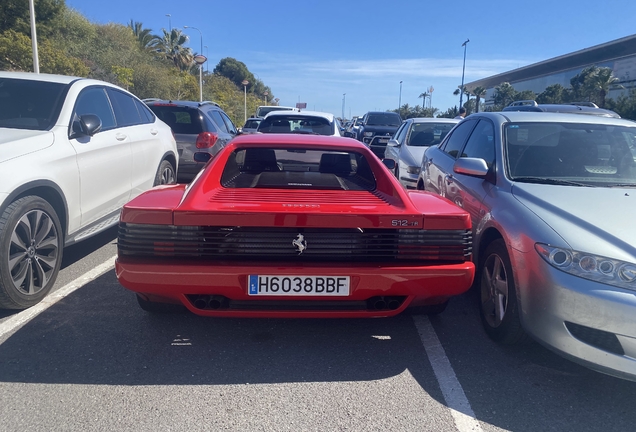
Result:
[128, 20, 159, 52]
[588, 67, 622, 108]
[155, 28, 194, 71]
[471, 86, 487, 113]
[492, 82, 517, 110]
[213, 57, 255, 90]
[419, 92, 429, 110]
[0, 29, 88, 75]
[536, 83, 566, 104]
[0, 0, 64, 37]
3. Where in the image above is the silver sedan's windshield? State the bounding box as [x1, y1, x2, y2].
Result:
[506, 122, 636, 186]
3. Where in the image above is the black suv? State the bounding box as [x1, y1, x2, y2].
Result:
[351, 111, 402, 157]
[502, 100, 620, 118]
[145, 100, 239, 182]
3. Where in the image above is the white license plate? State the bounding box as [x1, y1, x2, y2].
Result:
[378, 138, 388, 143]
[248, 275, 350, 296]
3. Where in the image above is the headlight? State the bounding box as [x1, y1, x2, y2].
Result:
[364, 132, 373, 137]
[536, 243, 636, 291]
[406, 166, 420, 175]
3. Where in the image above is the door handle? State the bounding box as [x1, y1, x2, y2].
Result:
[116, 133, 127, 141]
[150, 128, 158, 135]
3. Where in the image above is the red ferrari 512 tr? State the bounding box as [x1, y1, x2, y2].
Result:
[115, 134, 475, 318]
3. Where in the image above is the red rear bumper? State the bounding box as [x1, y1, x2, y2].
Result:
[115, 259, 474, 318]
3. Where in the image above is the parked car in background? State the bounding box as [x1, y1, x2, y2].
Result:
[257, 110, 341, 136]
[254, 105, 297, 118]
[241, 117, 262, 134]
[343, 117, 364, 140]
[384, 118, 459, 189]
[354, 111, 403, 158]
[0, 71, 178, 309]
[503, 100, 621, 118]
[116, 134, 474, 317]
[419, 110, 636, 381]
[145, 100, 239, 183]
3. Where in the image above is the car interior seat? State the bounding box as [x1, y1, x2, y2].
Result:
[270, 120, 291, 133]
[242, 148, 280, 173]
[319, 153, 352, 175]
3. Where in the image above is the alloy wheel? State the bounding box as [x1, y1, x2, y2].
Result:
[480, 253, 509, 328]
[8, 209, 60, 296]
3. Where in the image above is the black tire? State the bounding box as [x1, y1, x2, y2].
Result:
[407, 300, 449, 316]
[154, 160, 176, 186]
[0, 196, 63, 309]
[136, 294, 186, 313]
[479, 239, 527, 344]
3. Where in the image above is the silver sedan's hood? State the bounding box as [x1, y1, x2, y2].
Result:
[512, 183, 636, 258]
[403, 146, 427, 167]
[0, 128, 55, 164]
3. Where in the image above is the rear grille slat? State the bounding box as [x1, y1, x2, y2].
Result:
[118, 224, 472, 263]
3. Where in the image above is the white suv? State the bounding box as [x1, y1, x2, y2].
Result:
[0, 71, 178, 309]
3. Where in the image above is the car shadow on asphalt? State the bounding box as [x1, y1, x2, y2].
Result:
[1, 271, 636, 432]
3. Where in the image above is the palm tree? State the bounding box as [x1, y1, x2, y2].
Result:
[472, 86, 486, 113]
[588, 67, 622, 108]
[128, 20, 160, 52]
[155, 28, 194, 71]
[493, 82, 516, 110]
[419, 92, 429, 110]
[453, 86, 471, 110]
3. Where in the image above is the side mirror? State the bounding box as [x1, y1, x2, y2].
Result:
[453, 157, 489, 177]
[387, 139, 400, 147]
[71, 114, 102, 138]
[382, 159, 396, 170]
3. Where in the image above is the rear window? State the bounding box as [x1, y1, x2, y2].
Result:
[148, 105, 204, 134]
[220, 148, 376, 191]
[244, 119, 261, 129]
[0, 78, 69, 130]
[366, 113, 402, 126]
[257, 115, 334, 135]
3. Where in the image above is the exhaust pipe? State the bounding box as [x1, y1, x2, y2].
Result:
[193, 296, 209, 309]
[387, 297, 401, 310]
[208, 296, 223, 310]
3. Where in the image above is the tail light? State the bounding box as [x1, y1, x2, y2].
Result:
[196, 132, 218, 149]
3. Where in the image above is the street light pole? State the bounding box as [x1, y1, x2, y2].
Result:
[184, 26, 204, 102]
[29, 0, 39, 73]
[398, 81, 403, 114]
[204, 45, 209, 73]
[242, 80, 249, 122]
[165, 14, 171, 32]
[459, 39, 470, 111]
[342, 93, 346, 120]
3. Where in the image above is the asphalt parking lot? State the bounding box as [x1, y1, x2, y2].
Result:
[1, 228, 635, 432]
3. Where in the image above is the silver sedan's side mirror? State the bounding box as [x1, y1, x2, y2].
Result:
[387, 139, 400, 147]
[453, 157, 489, 177]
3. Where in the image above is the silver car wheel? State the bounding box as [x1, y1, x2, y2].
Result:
[9, 209, 59, 296]
[480, 252, 509, 328]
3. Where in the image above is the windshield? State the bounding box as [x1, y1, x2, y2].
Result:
[257, 115, 334, 135]
[407, 122, 456, 146]
[0, 78, 69, 131]
[366, 113, 402, 126]
[221, 148, 376, 191]
[506, 122, 636, 186]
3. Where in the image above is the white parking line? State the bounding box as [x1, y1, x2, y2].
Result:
[413, 315, 484, 432]
[0, 256, 116, 340]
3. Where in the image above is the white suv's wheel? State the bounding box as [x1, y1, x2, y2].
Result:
[0, 196, 63, 309]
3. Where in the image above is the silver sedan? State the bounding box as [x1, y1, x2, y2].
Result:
[384, 118, 458, 189]
[419, 111, 636, 381]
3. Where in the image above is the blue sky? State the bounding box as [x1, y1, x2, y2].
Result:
[66, 0, 636, 119]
